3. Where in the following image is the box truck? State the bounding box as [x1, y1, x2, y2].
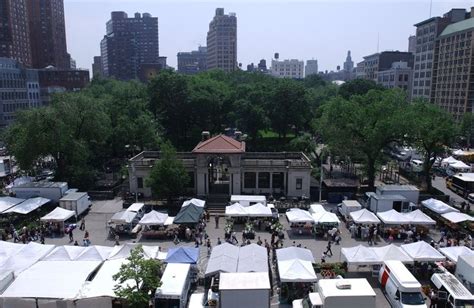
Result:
[292, 278, 376, 308]
[379, 260, 427, 308]
[455, 254, 474, 293]
[155, 263, 192, 308]
[59, 192, 91, 217]
[12, 181, 68, 203]
[431, 270, 474, 307]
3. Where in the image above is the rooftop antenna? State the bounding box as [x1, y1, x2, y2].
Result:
[429, 0, 433, 18]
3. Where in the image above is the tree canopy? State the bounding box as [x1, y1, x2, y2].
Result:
[113, 245, 162, 308]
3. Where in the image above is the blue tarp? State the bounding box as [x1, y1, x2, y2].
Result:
[165, 247, 199, 264]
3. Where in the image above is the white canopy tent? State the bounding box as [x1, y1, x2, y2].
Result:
[441, 212, 474, 224]
[237, 244, 268, 273]
[422, 198, 459, 214]
[3, 197, 50, 214]
[0, 197, 25, 213]
[76, 245, 113, 261]
[126, 202, 145, 213]
[42, 246, 87, 261]
[225, 203, 248, 217]
[109, 210, 137, 224]
[1, 260, 101, 299]
[372, 244, 413, 264]
[377, 209, 411, 225]
[182, 198, 206, 208]
[230, 195, 266, 206]
[401, 241, 446, 262]
[108, 243, 161, 260]
[40, 207, 75, 222]
[449, 160, 471, 172]
[341, 245, 380, 265]
[0, 241, 25, 265]
[403, 209, 436, 225]
[286, 208, 314, 224]
[441, 156, 459, 167]
[309, 203, 326, 214]
[0, 242, 55, 276]
[276, 247, 315, 263]
[205, 243, 239, 277]
[312, 211, 340, 225]
[138, 210, 169, 226]
[439, 246, 474, 263]
[349, 209, 381, 224]
[453, 149, 466, 156]
[278, 259, 317, 282]
[246, 203, 272, 217]
[76, 259, 132, 299]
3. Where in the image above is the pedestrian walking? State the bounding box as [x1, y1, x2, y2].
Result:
[429, 289, 437, 308]
[215, 215, 219, 228]
[40, 232, 45, 244]
[73, 240, 79, 246]
[80, 217, 85, 231]
[231, 232, 238, 244]
[325, 240, 333, 257]
[321, 252, 327, 263]
[217, 237, 222, 245]
[115, 235, 120, 245]
[69, 228, 74, 242]
[257, 236, 263, 246]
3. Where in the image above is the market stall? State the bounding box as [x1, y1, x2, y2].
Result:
[3, 197, 50, 215]
[138, 210, 173, 239]
[41, 207, 75, 223]
[286, 208, 314, 236]
[205, 243, 239, 277]
[308, 203, 326, 214]
[349, 209, 381, 225]
[401, 241, 446, 262]
[377, 209, 411, 225]
[403, 209, 436, 225]
[441, 212, 474, 224]
[225, 203, 248, 217]
[247, 203, 272, 217]
[165, 246, 199, 264]
[182, 198, 206, 208]
[237, 243, 268, 273]
[230, 195, 267, 206]
[439, 246, 474, 263]
[422, 198, 459, 214]
[173, 203, 204, 225]
[341, 245, 380, 265]
[0, 197, 25, 213]
[108, 210, 138, 235]
[372, 244, 413, 264]
[138, 210, 169, 226]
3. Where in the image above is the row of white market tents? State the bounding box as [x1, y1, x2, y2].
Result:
[422, 198, 474, 223]
[205, 243, 268, 276]
[0, 241, 166, 308]
[286, 205, 340, 225]
[376, 209, 436, 225]
[225, 202, 272, 217]
[276, 247, 317, 282]
[0, 196, 50, 215]
[341, 241, 448, 265]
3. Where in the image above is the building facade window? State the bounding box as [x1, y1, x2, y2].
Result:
[258, 172, 270, 189]
[137, 177, 143, 189]
[244, 172, 256, 189]
[296, 178, 302, 190]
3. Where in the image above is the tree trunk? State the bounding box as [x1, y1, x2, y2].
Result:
[423, 153, 433, 192]
[367, 157, 376, 191]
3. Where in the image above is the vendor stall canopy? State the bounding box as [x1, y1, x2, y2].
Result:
[138, 210, 169, 226]
[174, 203, 204, 224]
[349, 209, 381, 224]
[286, 208, 314, 223]
[441, 212, 474, 224]
[41, 207, 75, 222]
[422, 198, 459, 214]
[2, 197, 50, 215]
[439, 246, 474, 263]
[401, 241, 446, 262]
[182, 198, 205, 208]
[165, 247, 199, 264]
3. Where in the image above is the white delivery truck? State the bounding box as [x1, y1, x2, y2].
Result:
[338, 200, 362, 218]
[455, 254, 474, 293]
[292, 278, 376, 308]
[59, 192, 92, 217]
[379, 260, 427, 308]
[155, 263, 192, 308]
[376, 185, 420, 205]
[431, 270, 474, 307]
[12, 181, 68, 203]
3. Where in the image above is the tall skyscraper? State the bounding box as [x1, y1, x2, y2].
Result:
[0, 0, 32, 67]
[343, 51, 354, 72]
[92, 56, 103, 77]
[431, 14, 474, 121]
[305, 59, 318, 77]
[408, 35, 416, 53]
[412, 8, 470, 99]
[26, 0, 70, 69]
[206, 8, 237, 72]
[100, 11, 159, 80]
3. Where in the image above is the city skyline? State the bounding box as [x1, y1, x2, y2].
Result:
[64, 0, 474, 73]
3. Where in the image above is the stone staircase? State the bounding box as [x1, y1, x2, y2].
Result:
[206, 194, 229, 215]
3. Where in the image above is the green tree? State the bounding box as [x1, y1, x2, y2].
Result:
[319, 89, 407, 190]
[268, 79, 310, 138]
[338, 79, 385, 99]
[113, 245, 162, 308]
[460, 113, 474, 149]
[146, 141, 189, 204]
[407, 101, 456, 190]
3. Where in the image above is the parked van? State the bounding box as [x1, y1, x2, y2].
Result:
[379, 260, 427, 308]
[431, 270, 474, 307]
[155, 263, 192, 308]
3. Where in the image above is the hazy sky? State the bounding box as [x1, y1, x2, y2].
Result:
[64, 0, 474, 72]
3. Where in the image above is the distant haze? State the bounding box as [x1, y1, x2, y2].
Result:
[65, 0, 473, 72]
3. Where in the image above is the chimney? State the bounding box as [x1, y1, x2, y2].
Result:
[202, 131, 210, 141]
[235, 131, 242, 141]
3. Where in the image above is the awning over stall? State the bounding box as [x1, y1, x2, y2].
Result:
[403, 209, 436, 225]
[225, 203, 248, 217]
[3, 197, 50, 214]
[377, 209, 410, 225]
[165, 247, 199, 264]
[246, 203, 272, 217]
[173, 204, 204, 224]
[422, 198, 459, 214]
[138, 210, 169, 226]
[40, 207, 75, 222]
[0, 197, 25, 213]
[286, 208, 314, 224]
[349, 209, 380, 224]
[401, 241, 445, 262]
[439, 246, 474, 263]
[441, 212, 474, 224]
